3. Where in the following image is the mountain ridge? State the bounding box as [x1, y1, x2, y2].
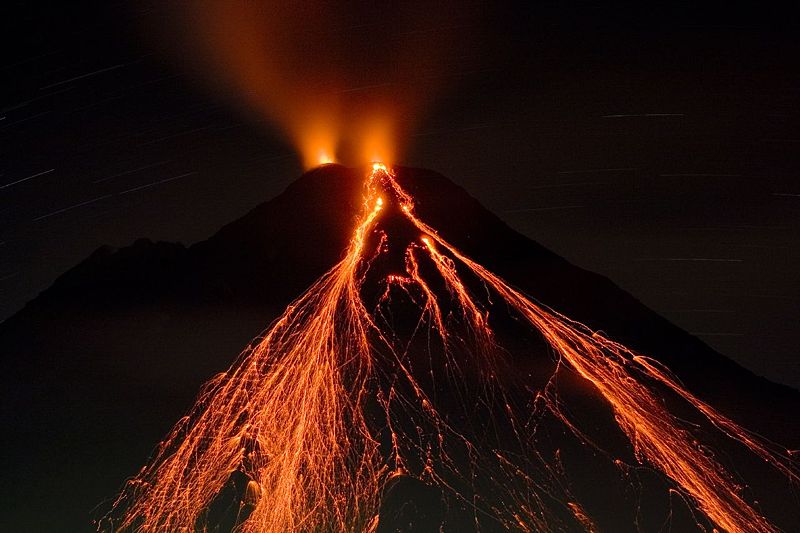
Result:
[1, 164, 798, 531]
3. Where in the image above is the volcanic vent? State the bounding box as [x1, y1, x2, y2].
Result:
[94, 165, 800, 532]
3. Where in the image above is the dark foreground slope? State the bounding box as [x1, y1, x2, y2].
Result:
[1, 165, 798, 531]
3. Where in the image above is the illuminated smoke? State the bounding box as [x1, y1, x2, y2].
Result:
[152, 1, 478, 167]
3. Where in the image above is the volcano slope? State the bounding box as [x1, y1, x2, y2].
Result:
[1, 165, 798, 532]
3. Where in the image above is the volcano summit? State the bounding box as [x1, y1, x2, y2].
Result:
[1, 165, 798, 532]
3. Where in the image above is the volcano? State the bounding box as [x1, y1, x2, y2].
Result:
[1, 165, 798, 532]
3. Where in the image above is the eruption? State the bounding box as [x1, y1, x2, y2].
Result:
[104, 5, 798, 530]
[103, 164, 799, 532]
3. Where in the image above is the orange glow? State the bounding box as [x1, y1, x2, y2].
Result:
[316, 151, 335, 166]
[297, 119, 339, 168]
[155, 3, 474, 169]
[105, 165, 799, 532]
[358, 118, 396, 167]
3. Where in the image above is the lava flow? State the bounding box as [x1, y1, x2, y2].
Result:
[104, 164, 799, 532]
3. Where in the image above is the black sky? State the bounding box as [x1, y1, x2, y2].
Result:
[2, 1, 799, 387]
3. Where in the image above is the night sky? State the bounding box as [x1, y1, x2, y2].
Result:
[2, 1, 799, 388]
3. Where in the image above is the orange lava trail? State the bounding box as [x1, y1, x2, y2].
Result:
[105, 164, 798, 533]
[406, 182, 798, 533]
[106, 176, 388, 532]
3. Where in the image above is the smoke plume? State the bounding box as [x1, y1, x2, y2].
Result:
[153, 1, 479, 167]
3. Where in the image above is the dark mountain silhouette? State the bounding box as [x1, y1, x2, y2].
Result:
[1, 165, 798, 532]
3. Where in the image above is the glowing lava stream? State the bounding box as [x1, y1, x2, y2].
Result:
[106, 164, 798, 532]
